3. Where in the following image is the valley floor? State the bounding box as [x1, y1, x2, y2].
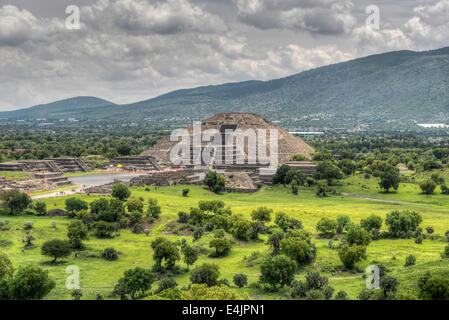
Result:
[1, 178, 449, 300]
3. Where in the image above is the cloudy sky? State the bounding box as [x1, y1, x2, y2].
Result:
[0, 0, 448, 110]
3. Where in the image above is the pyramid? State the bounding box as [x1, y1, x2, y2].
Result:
[141, 113, 314, 169]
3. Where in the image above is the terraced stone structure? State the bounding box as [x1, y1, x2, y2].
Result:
[0, 158, 89, 174]
[139, 113, 315, 191]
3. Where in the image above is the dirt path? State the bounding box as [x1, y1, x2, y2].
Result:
[31, 188, 85, 200]
[342, 193, 420, 205]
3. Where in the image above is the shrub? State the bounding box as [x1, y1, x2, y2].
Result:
[251, 207, 273, 223]
[334, 290, 348, 300]
[65, 198, 88, 218]
[385, 210, 422, 238]
[34, 201, 47, 216]
[404, 255, 416, 267]
[8, 265, 55, 300]
[280, 237, 316, 266]
[178, 211, 189, 223]
[418, 273, 449, 300]
[419, 179, 436, 195]
[316, 217, 337, 238]
[360, 215, 383, 233]
[111, 183, 131, 201]
[0, 253, 13, 280]
[67, 220, 88, 249]
[114, 267, 155, 299]
[260, 255, 297, 289]
[155, 277, 178, 293]
[182, 189, 190, 197]
[204, 170, 226, 193]
[233, 273, 248, 288]
[126, 198, 144, 213]
[102, 248, 119, 261]
[71, 289, 83, 300]
[443, 245, 449, 259]
[147, 204, 161, 219]
[346, 226, 371, 246]
[190, 263, 220, 287]
[338, 245, 367, 269]
[93, 221, 116, 238]
[209, 239, 232, 257]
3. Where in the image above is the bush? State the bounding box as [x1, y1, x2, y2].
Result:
[233, 273, 248, 288]
[418, 273, 449, 300]
[338, 245, 367, 269]
[334, 290, 348, 300]
[190, 263, 220, 287]
[178, 211, 189, 223]
[34, 201, 47, 216]
[209, 239, 232, 257]
[93, 221, 116, 238]
[114, 267, 155, 299]
[102, 248, 119, 261]
[419, 179, 436, 195]
[0, 253, 13, 280]
[155, 277, 178, 293]
[182, 189, 190, 197]
[41, 240, 72, 264]
[251, 207, 273, 223]
[65, 198, 88, 218]
[316, 217, 337, 238]
[67, 220, 88, 249]
[385, 210, 422, 238]
[443, 245, 449, 259]
[404, 255, 416, 267]
[360, 215, 383, 233]
[204, 170, 226, 193]
[8, 265, 55, 300]
[346, 226, 371, 246]
[260, 254, 297, 289]
[111, 183, 131, 201]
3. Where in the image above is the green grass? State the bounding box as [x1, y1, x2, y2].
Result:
[0, 172, 30, 179]
[1, 184, 449, 300]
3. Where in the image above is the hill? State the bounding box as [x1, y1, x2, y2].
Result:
[1, 97, 115, 119]
[2, 46, 449, 131]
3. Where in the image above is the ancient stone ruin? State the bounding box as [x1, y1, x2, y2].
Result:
[0, 158, 90, 174]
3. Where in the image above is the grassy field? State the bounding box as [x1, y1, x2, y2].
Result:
[0, 172, 31, 179]
[1, 182, 449, 300]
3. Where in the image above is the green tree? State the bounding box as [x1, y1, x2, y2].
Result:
[9, 265, 55, 300]
[182, 244, 199, 268]
[204, 170, 226, 193]
[419, 179, 437, 195]
[147, 204, 162, 219]
[314, 161, 343, 185]
[273, 164, 290, 186]
[260, 254, 297, 289]
[316, 217, 337, 238]
[0, 253, 13, 280]
[385, 210, 422, 238]
[251, 207, 273, 223]
[378, 165, 400, 192]
[233, 273, 248, 288]
[280, 237, 316, 266]
[67, 220, 88, 249]
[65, 197, 88, 218]
[93, 221, 116, 238]
[267, 228, 285, 254]
[34, 201, 47, 216]
[115, 267, 155, 299]
[190, 263, 220, 287]
[209, 239, 232, 257]
[151, 237, 180, 269]
[0, 189, 32, 215]
[360, 215, 383, 232]
[345, 226, 371, 246]
[274, 212, 291, 232]
[126, 198, 144, 213]
[41, 240, 72, 264]
[338, 245, 367, 269]
[111, 183, 131, 201]
[336, 215, 351, 234]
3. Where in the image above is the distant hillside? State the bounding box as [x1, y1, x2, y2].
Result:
[1, 97, 115, 119]
[2, 47, 449, 130]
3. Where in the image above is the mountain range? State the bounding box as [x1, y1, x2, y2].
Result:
[2, 46, 449, 131]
